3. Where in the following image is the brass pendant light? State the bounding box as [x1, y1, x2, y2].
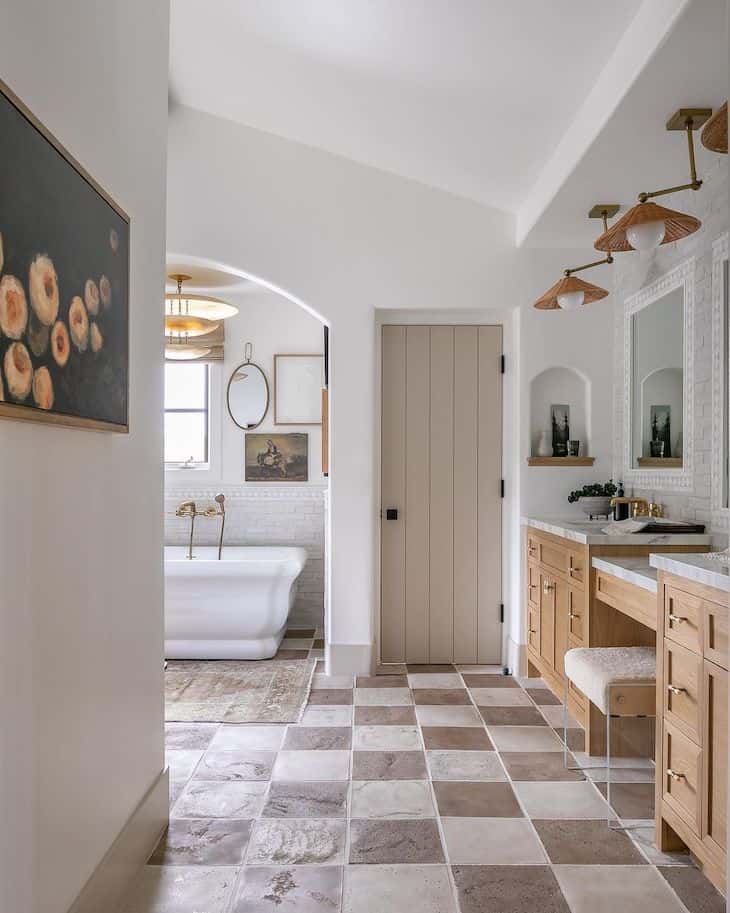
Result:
[164, 273, 238, 342]
[701, 101, 727, 155]
[594, 108, 711, 253]
[533, 206, 618, 311]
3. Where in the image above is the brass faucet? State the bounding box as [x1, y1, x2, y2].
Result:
[174, 496, 226, 560]
[629, 497, 650, 518]
[175, 500, 198, 559]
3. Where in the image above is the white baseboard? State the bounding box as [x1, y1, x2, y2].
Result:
[67, 767, 169, 913]
[326, 641, 374, 675]
[506, 636, 527, 677]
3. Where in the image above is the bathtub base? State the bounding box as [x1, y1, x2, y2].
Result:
[165, 631, 285, 661]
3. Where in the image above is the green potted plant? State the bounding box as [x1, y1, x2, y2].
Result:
[567, 481, 618, 519]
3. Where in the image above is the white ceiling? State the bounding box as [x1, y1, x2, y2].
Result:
[520, 0, 728, 248]
[169, 0, 642, 214]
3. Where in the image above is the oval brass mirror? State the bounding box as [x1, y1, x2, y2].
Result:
[227, 346, 269, 429]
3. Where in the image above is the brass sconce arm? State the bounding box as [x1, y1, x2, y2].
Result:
[637, 112, 709, 202]
[564, 208, 615, 275]
[564, 254, 613, 277]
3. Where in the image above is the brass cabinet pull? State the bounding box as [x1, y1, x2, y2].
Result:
[543, 581, 555, 593]
[666, 768, 686, 781]
[668, 613, 688, 624]
[569, 566, 581, 577]
[667, 684, 686, 695]
[528, 584, 537, 590]
[568, 612, 579, 620]
[528, 628, 537, 634]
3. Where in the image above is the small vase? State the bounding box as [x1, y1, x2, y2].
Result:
[537, 431, 552, 457]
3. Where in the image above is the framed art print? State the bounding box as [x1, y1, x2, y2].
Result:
[274, 354, 323, 425]
[0, 78, 130, 432]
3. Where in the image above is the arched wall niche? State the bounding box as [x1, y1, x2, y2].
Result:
[529, 365, 591, 457]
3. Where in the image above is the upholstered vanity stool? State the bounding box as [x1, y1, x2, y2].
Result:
[563, 646, 656, 829]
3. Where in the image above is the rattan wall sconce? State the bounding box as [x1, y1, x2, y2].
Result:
[533, 205, 618, 310]
[594, 108, 711, 252]
[701, 102, 727, 155]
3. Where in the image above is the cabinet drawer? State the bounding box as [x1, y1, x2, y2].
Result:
[538, 540, 570, 578]
[704, 600, 728, 670]
[663, 640, 702, 742]
[527, 561, 540, 609]
[662, 720, 702, 835]
[567, 587, 585, 644]
[664, 586, 702, 654]
[567, 550, 585, 588]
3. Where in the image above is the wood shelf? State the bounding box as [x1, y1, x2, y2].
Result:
[527, 456, 595, 467]
[636, 457, 682, 468]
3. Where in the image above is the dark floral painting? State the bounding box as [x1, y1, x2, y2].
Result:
[0, 81, 129, 431]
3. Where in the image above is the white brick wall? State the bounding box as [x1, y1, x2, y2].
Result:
[164, 485, 326, 628]
[612, 156, 728, 541]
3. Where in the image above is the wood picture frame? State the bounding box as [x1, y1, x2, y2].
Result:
[273, 353, 323, 425]
[0, 78, 130, 433]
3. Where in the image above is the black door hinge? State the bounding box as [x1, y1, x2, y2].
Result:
[500, 479, 505, 498]
[499, 603, 504, 624]
[500, 354, 506, 374]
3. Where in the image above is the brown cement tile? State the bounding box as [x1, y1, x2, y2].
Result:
[354, 706, 417, 726]
[479, 706, 547, 726]
[421, 726, 494, 750]
[351, 751, 427, 780]
[499, 751, 585, 782]
[658, 866, 727, 913]
[433, 781, 523, 817]
[452, 865, 570, 913]
[348, 819, 444, 864]
[462, 674, 519, 688]
[412, 689, 471, 705]
[534, 819, 648, 865]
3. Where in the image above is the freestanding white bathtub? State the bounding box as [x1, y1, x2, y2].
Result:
[164, 546, 307, 659]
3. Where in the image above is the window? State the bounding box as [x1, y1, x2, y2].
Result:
[164, 363, 209, 466]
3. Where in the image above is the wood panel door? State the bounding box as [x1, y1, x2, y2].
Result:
[380, 325, 502, 664]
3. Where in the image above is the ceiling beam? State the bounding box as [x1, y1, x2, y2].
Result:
[515, 0, 692, 248]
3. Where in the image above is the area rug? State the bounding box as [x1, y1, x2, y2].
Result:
[165, 658, 316, 723]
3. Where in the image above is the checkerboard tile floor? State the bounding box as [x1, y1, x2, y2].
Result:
[121, 651, 725, 913]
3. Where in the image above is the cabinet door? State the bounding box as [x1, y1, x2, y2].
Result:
[554, 577, 570, 679]
[527, 561, 540, 609]
[702, 659, 728, 857]
[527, 606, 540, 653]
[539, 573, 555, 670]
[567, 586, 585, 645]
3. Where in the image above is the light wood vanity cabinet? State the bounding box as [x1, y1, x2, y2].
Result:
[656, 572, 728, 895]
[525, 528, 589, 727]
[525, 525, 711, 756]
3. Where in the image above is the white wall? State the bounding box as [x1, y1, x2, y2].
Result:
[167, 103, 615, 672]
[0, 3, 169, 912]
[519, 268, 616, 520]
[164, 286, 327, 627]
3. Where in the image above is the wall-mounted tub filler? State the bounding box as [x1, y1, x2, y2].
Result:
[175, 494, 226, 559]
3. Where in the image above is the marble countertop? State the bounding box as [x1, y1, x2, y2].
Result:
[650, 553, 730, 593]
[591, 557, 658, 593]
[522, 516, 711, 547]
